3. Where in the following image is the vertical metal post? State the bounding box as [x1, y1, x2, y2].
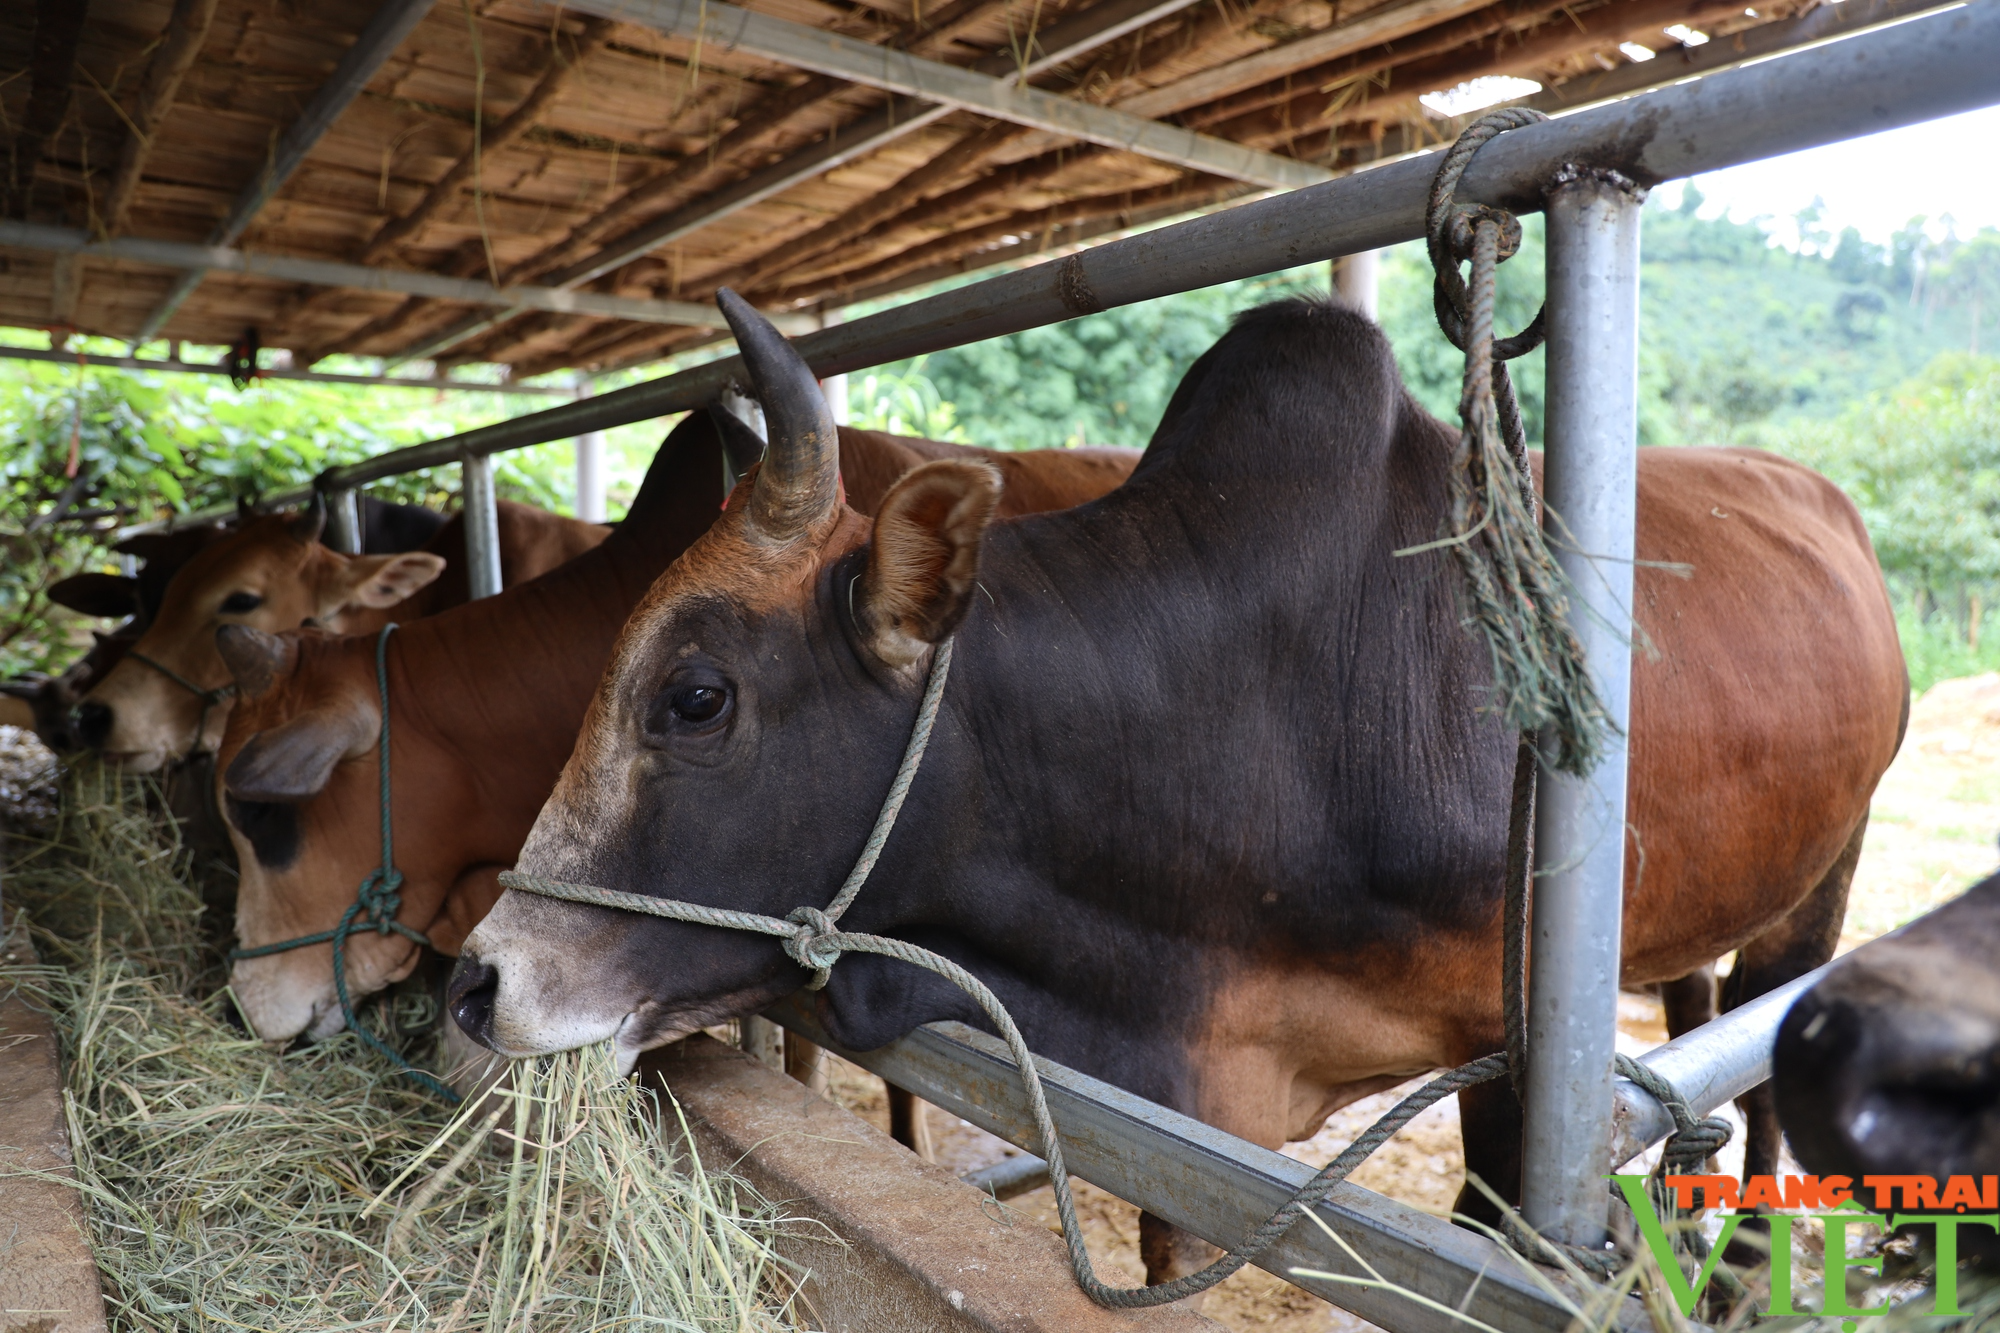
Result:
[459, 451, 504, 599]
[325, 488, 362, 554]
[818, 305, 850, 424]
[1521, 167, 1644, 1247]
[1331, 249, 1380, 320]
[573, 431, 607, 522]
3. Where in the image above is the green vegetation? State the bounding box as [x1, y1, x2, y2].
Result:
[2, 196, 1996, 687]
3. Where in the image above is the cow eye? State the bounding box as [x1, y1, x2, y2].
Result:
[220, 591, 263, 614]
[670, 684, 729, 724]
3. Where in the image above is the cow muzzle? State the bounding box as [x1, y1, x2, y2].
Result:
[1776, 985, 2000, 1182]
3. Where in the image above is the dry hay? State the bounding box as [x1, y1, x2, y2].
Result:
[0, 763, 807, 1332]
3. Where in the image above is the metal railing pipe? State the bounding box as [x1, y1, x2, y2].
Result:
[1608, 951, 1850, 1169]
[249, 3, 1997, 484]
[1522, 167, 1645, 1246]
[459, 453, 504, 599]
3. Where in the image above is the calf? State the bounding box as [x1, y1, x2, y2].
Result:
[212, 413, 1136, 1047]
[80, 497, 607, 770]
[453, 295, 1907, 1282]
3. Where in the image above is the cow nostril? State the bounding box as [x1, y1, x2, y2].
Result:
[75, 701, 113, 750]
[218, 991, 251, 1035]
[448, 954, 500, 1047]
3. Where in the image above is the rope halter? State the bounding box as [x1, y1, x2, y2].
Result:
[124, 649, 237, 761]
[226, 623, 457, 1102]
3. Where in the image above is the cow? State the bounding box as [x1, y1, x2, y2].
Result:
[447, 294, 1907, 1286]
[1773, 870, 2000, 1263]
[209, 412, 1137, 1058]
[5, 498, 452, 752]
[78, 496, 608, 771]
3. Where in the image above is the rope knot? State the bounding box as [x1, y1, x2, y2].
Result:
[356, 867, 406, 932]
[1445, 205, 1523, 265]
[784, 906, 843, 989]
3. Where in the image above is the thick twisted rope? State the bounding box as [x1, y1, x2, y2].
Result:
[1416, 107, 1611, 778]
[227, 624, 458, 1102]
[1427, 112, 1740, 1294]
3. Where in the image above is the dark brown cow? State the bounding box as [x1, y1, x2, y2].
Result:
[212, 413, 1136, 1045]
[1775, 870, 2000, 1256]
[452, 296, 1907, 1282]
[3, 525, 239, 749]
[80, 499, 608, 771]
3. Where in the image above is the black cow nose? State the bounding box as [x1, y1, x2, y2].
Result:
[449, 953, 499, 1048]
[74, 701, 113, 750]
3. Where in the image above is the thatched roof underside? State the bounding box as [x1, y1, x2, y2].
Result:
[3, 0, 1813, 379]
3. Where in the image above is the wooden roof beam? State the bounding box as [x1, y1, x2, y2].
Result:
[0, 220, 815, 332]
[100, 0, 222, 237]
[564, 0, 1330, 189]
[397, 0, 1215, 364]
[130, 0, 441, 344]
[6, 0, 89, 220]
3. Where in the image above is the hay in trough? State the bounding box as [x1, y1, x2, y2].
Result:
[1, 763, 807, 1332]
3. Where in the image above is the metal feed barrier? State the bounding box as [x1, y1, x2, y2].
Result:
[117, 5, 2000, 1326]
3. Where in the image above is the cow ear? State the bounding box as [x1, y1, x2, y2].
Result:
[856, 459, 1002, 668]
[47, 573, 139, 618]
[224, 698, 377, 804]
[217, 625, 297, 701]
[332, 552, 447, 611]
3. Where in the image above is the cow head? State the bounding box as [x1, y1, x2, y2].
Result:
[1775, 871, 2000, 1194]
[79, 503, 444, 770]
[452, 291, 1001, 1066]
[216, 624, 483, 1041]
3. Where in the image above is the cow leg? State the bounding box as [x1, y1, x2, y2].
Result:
[1720, 815, 1867, 1264]
[1452, 1076, 1523, 1230]
[1139, 1211, 1221, 1301]
[887, 1085, 935, 1161]
[1658, 964, 1717, 1039]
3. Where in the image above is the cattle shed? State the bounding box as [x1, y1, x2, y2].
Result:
[0, 0, 1939, 382]
[7, 2, 2000, 1331]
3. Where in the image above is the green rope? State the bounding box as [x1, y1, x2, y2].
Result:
[228, 624, 459, 1103]
[1418, 107, 1612, 777]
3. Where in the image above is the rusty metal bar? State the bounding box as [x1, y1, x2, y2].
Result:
[770, 999, 1659, 1333]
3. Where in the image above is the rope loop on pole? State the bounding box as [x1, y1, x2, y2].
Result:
[1417, 107, 1612, 778]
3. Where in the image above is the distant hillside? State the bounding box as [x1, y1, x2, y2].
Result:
[878, 191, 1988, 454]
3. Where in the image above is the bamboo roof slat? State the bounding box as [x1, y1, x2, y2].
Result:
[0, 0, 1890, 370]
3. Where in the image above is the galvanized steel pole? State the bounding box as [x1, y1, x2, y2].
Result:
[1521, 167, 1644, 1246]
[325, 489, 363, 555]
[459, 453, 504, 599]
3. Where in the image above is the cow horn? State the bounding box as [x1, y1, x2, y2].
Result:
[289, 491, 326, 544]
[717, 289, 838, 545]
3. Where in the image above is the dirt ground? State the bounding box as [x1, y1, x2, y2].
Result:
[814, 672, 2000, 1333]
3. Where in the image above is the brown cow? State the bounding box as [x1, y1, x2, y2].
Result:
[451, 297, 1907, 1281]
[211, 411, 1136, 1046]
[80, 498, 608, 771]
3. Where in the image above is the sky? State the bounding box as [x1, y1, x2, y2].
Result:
[1648, 101, 2000, 250]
